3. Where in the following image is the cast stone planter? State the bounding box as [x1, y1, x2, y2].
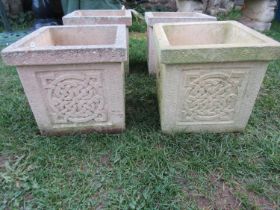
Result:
[145, 12, 216, 75]
[154, 21, 280, 133]
[63, 10, 132, 73]
[1, 25, 127, 135]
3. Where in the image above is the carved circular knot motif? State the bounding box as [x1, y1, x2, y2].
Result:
[183, 73, 240, 121]
[44, 73, 106, 124]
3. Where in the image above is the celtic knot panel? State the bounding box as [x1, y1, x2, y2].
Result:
[39, 72, 107, 124]
[179, 71, 246, 122]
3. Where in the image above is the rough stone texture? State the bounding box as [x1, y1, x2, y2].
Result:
[242, 0, 277, 22]
[63, 10, 132, 73]
[240, 0, 277, 32]
[145, 12, 216, 75]
[176, 0, 236, 15]
[139, 0, 177, 11]
[187, 0, 276, 32]
[62, 10, 132, 26]
[1, 25, 127, 135]
[176, 0, 204, 12]
[239, 18, 272, 32]
[153, 21, 280, 133]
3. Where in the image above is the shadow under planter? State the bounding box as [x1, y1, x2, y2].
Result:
[1, 25, 127, 135]
[62, 10, 132, 74]
[145, 12, 216, 76]
[154, 21, 280, 133]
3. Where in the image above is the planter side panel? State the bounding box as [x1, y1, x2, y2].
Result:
[159, 61, 268, 133]
[17, 63, 125, 135]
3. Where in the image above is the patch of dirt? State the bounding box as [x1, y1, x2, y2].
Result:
[95, 203, 105, 210]
[177, 173, 278, 210]
[191, 194, 212, 210]
[24, 193, 34, 201]
[0, 155, 9, 171]
[176, 176, 212, 209]
[91, 191, 108, 210]
[99, 153, 112, 168]
[234, 182, 278, 210]
[211, 175, 278, 210]
[210, 175, 242, 210]
[248, 192, 278, 210]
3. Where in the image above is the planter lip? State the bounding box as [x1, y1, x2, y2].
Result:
[1, 25, 128, 66]
[154, 21, 280, 64]
[63, 9, 132, 26]
[145, 12, 216, 26]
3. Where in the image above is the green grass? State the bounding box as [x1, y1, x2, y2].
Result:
[217, 9, 243, 21]
[0, 22, 280, 209]
[129, 17, 147, 33]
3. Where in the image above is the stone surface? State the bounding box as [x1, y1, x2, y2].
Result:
[176, 0, 204, 12]
[176, 0, 236, 15]
[63, 10, 132, 73]
[62, 10, 132, 26]
[145, 12, 216, 75]
[205, 0, 222, 15]
[240, 0, 277, 31]
[1, 25, 127, 135]
[153, 21, 280, 133]
[242, 0, 277, 23]
[240, 17, 272, 32]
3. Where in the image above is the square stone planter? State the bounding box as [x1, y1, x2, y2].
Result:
[154, 21, 280, 133]
[145, 12, 216, 75]
[63, 10, 132, 73]
[63, 10, 132, 26]
[1, 25, 127, 135]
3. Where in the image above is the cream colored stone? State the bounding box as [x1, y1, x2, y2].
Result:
[240, 17, 272, 32]
[1, 25, 127, 135]
[175, 0, 204, 12]
[242, 0, 277, 23]
[240, 0, 277, 32]
[154, 21, 280, 133]
[63, 10, 132, 73]
[63, 10, 132, 26]
[145, 12, 216, 75]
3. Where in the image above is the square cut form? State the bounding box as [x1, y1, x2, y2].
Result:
[154, 21, 280, 133]
[145, 12, 216, 75]
[63, 10, 132, 73]
[1, 25, 127, 135]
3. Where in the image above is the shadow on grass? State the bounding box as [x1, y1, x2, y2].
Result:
[126, 37, 160, 131]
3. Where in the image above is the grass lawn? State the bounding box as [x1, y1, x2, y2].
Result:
[0, 20, 280, 209]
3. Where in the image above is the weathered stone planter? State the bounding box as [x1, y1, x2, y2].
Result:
[154, 21, 280, 133]
[145, 12, 216, 75]
[62, 10, 132, 26]
[1, 25, 127, 135]
[63, 10, 132, 73]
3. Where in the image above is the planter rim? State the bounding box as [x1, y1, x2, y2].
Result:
[145, 12, 216, 26]
[154, 21, 280, 64]
[63, 9, 132, 26]
[1, 25, 127, 66]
